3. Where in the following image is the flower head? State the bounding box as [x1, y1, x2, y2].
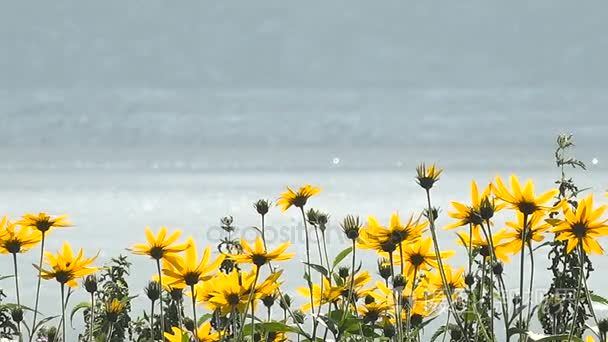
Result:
[445, 181, 497, 230]
[493, 175, 558, 215]
[416, 163, 442, 190]
[162, 238, 224, 287]
[200, 269, 282, 314]
[18, 212, 70, 235]
[36, 241, 98, 287]
[552, 194, 608, 254]
[502, 212, 551, 254]
[358, 213, 427, 254]
[0, 217, 41, 254]
[400, 237, 454, 277]
[231, 237, 294, 267]
[276, 185, 321, 211]
[130, 226, 190, 262]
[105, 297, 127, 323]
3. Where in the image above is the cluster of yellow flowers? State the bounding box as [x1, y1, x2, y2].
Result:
[1, 164, 608, 342]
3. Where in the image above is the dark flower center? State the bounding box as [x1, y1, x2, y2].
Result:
[410, 254, 425, 266]
[410, 313, 423, 327]
[252, 254, 268, 267]
[571, 222, 587, 238]
[55, 270, 73, 284]
[517, 202, 537, 215]
[4, 240, 22, 254]
[149, 246, 164, 260]
[469, 211, 483, 225]
[227, 293, 240, 306]
[381, 241, 396, 253]
[36, 220, 53, 232]
[184, 272, 201, 286]
[479, 245, 490, 257]
[390, 230, 407, 244]
[293, 195, 308, 208]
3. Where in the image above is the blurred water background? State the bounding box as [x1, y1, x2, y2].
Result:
[1, 1, 608, 339]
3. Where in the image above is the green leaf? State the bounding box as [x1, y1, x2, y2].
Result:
[527, 332, 584, 342]
[70, 301, 91, 328]
[197, 313, 213, 325]
[590, 293, 608, 306]
[332, 247, 352, 268]
[256, 321, 300, 333]
[32, 315, 59, 336]
[430, 325, 448, 342]
[303, 262, 328, 277]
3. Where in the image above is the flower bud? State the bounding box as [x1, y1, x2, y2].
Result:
[279, 294, 292, 311]
[11, 307, 23, 323]
[145, 281, 161, 302]
[416, 163, 442, 190]
[262, 293, 276, 308]
[338, 266, 350, 279]
[392, 275, 406, 291]
[341, 215, 361, 240]
[377, 259, 392, 280]
[84, 275, 98, 294]
[253, 199, 270, 216]
[492, 262, 504, 276]
[293, 310, 305, 324]
[465, 273, 475, 287]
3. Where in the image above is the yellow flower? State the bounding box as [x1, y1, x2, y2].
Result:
[416, 163, 443, 190]
[297, 276, 339, 311]
[358, 301, 391, 323]
[0, 217, 41, 254]
[400, 237, 454, 277]
[457, 226, 511, 262]
[265, 332, 288, 342]
[425, 265, 465, 294]
[162, 238, 224, 287]
[552, 194, 608, 254]
[358, 213, 427, 254]
[18, 212, 70, 235]
[130, 226, 190, 263]
[335, 271, 373, 302]
[231, 237, 294, 267]
[493, 175, 558, 215]
[202, 269, 281, 314]
[501, 212, 550, 254]
[195, 321, 220, 342]
[445, 180, 496, 230]
[105, 298, 127, 322]
[164, 326, 189, 342]
[276, 185, 321, 211]
[36, 241, 98, 287]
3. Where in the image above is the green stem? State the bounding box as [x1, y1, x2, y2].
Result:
[518, 214, 528, 341]
[150, 299, 155, 340]
[238, 268, 259, 341]
[89, 293, 95, 342]
[155, 259, 166, 336]
[441, 310, 451, 342]
[398, 242, 405, 274]
[106, 322, 113, 342]
[567, 245, 585, 342]
[190, 285, 199, 342]
[425, 190, 467, 337]
[526, 242, 535, 326]
[60, 284, 66, 342]
[300, 207, 317, 339]
[30, 232, 45, 342]
[12, 253, 21, 337]
[261, 214, 267, 250]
